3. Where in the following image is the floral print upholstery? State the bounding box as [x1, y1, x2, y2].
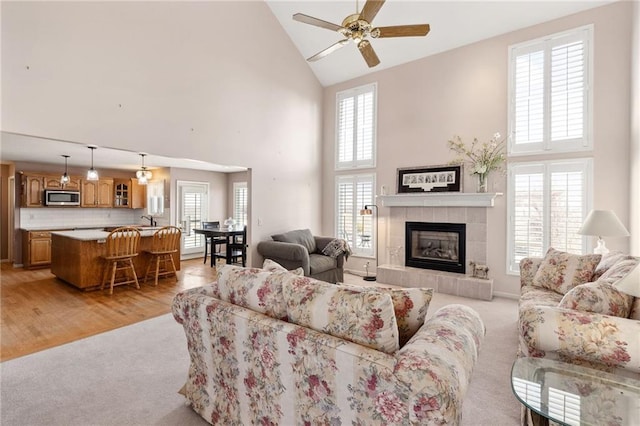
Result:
[283, 275, 400, 354]
[172, 274, 485, 425]
[342, 285, 434, 346]
[518, 255, 640, 377]
[532, 248, 601, 295]
[559, 280, 634, 317]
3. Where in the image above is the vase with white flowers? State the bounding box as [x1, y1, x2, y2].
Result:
[447, 132, 506, 193]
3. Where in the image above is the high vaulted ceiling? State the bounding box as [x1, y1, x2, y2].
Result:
[266, 0, 614, 87]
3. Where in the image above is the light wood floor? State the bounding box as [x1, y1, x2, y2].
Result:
[0, 258, 218, 362]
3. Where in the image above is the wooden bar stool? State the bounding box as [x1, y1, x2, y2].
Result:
[143, 226, 182, 286]
[101, 227, 141, 295]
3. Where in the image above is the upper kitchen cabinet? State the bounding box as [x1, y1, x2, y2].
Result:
[44, 175, 81, 191]
[81, 178, 114, 207]
[21, 174, 44, 207]
[114, 179, 146, 209]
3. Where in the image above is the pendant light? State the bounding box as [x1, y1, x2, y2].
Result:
[60, 155, 71, 185]
[136, 153, 152, 185]
[86, 146, 99, 181]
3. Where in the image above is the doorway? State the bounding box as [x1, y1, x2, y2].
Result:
[177, 181, 209, 257]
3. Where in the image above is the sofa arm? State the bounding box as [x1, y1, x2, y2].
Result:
[257, 241, 311, 275]
[393, 304, 485, 423]
[519, 305, 640, 374]
[519, 257, 543, 289]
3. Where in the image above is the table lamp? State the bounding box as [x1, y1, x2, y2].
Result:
[360, 204, 378, 281]
[615, 262, 640, 297]
[577, 210, 629, 255]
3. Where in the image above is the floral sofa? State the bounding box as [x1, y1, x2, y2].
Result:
[172, 265, 486, 425]
[518, 249, 640, 378]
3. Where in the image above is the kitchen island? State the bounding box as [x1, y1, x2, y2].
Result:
[50, 229, 180, 290]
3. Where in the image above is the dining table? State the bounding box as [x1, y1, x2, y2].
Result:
[193, 225, 245, 267]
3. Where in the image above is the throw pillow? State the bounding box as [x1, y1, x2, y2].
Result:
[559, 280, 634, 318]
[532, 248, 601, 295]
[592, 252, 636, 281]
[271, 229, 317, 254]
[283, 276, 399, 354]
[217, 265, 295, 320]
[262, 258, 304, 276]
[340, 284, 433, 346]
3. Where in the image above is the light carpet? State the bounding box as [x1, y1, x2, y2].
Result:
[0, 293, 520, 425]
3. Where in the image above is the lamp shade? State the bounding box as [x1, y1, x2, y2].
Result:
[577, 210, 629, 237]
[615, 262, 640, 297]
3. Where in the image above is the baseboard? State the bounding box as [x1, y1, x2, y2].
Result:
[492, 291, 520, 300]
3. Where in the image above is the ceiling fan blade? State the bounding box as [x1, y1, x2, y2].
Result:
[358, 40, 380, 68]
[307, 39, 349, 62]
[374, 24, 431, 38]
[293, 13, 344, 32]
[359, 0, 385, 23]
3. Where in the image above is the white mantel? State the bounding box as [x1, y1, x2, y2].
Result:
[377, 192, 502, 208]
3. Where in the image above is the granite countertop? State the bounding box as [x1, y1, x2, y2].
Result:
[51, 228, 160, 241]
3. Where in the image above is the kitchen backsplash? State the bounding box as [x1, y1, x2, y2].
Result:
[19, 208, 171, 229]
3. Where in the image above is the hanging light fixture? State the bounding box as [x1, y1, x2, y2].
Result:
[60, 155, 71, 185]
[136, 153, 152, 185]
[86, 146, 99, 181]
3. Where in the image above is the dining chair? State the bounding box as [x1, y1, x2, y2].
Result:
[101, 226, 141, 295]
[143, 226, 182, 286]
[227, 225, 247, 267]
[202, 221, 226, 267]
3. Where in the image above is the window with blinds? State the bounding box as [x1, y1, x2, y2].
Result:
[233, 182, 248, 226]
[507, 159, 592, 274]
[336, 83, 376, 169]
[508, 25, 592, 155]
[336, 174, 375, 256]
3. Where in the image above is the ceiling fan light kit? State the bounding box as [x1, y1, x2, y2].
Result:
[293, 0, 430, 68]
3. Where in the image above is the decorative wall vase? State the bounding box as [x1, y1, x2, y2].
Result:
[477, 173, 488, 193]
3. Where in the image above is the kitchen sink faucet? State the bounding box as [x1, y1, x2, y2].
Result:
[141, 215, 156, 227]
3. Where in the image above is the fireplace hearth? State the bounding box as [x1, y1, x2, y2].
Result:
[405, 221, 466, 274]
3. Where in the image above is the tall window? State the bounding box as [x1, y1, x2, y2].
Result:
[508, 25, 592, 155]
[336, 174, 375, 256]
[507, 25, 594, 274]
[177, 181, 209, 255]
[507, 159, 592, 274]
[233, 182, 248, 226]
[336, 83, 376, 169]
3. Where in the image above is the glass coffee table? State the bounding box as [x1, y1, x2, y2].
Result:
[511, 357, 640, 426]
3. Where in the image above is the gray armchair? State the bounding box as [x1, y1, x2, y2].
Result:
[257, 229, 345, 283]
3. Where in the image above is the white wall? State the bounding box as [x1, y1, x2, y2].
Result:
[631, 1, 640, 255]
[1, 1, 324, 267]
[323, 2, 635, 297]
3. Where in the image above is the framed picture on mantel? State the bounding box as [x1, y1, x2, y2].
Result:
[397, 164, 462, 193]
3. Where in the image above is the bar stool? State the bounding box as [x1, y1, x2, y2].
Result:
[143, 226, 182, 286]
[101, 227, 141, 295]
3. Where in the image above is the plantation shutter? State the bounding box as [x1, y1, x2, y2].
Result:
[511, 164, 545, 271]
[336, 174, 375, 256]
[182, 191, 203, 250]
[508, 160, 591, 273]
[336, 84, 376, 169]
[509, 26, 590, 154]
[549, 166, 584, 253]
[233, 182, 248, 226]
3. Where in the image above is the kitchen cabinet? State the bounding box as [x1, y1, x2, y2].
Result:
[21, 175, 45, 207]
[22, 230, 52, 268]
[81, 178, 114, 207]
[44, 175, 81, 190]
[114, 179, 146, 209]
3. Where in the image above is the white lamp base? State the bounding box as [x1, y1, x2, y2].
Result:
[593, 238, 610, 255]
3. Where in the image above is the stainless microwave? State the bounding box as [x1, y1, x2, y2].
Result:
[44, 190, 81, 206]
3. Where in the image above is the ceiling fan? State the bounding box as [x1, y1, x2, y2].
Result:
[293, 0, 430, 68]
